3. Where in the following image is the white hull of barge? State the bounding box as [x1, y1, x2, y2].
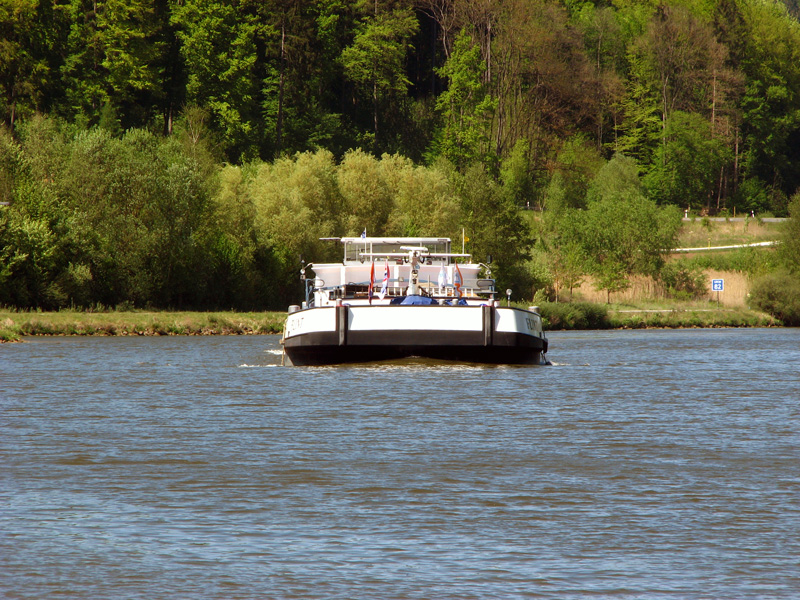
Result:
[282, 303, 548, 366]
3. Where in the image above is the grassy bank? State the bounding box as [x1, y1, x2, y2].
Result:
[677, 217, 782, 248]
[0, 310, 286, 342]
[1, 302, 782, 343]
[536, 301, 780, 330]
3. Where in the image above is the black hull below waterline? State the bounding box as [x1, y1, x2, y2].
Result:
[283, 345, 547, 366]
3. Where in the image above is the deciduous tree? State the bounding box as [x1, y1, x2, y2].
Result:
[172, 0, 260, 161]
[430, 28, 497, 170]
[340, 2, 418, 151]
[645, 110, 731, 211]
[738, 0, 800, 211]
[568, 153, 681, 300]
[0, 0, 50, 127]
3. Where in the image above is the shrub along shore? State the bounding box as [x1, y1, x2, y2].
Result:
[0, 303, 780, 343]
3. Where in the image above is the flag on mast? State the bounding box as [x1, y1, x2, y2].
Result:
[368, 261, 375, 304]
[379, 260, 389, 300]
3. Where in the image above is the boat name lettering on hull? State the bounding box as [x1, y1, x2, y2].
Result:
[286, 315, 304, 336]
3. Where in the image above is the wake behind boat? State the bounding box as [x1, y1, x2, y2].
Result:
[281, 237, 549, 366]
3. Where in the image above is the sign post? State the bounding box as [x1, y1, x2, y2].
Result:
[711, 278, 724, 306]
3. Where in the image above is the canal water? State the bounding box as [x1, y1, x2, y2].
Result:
[2, 329, 799, 599]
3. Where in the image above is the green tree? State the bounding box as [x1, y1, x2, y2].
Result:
[98, 0, 164, 126]
[430, 28, 497, 170]
[453, 161, 532, 293]
[0, 124, 22, 203]
[488, 0, 614, 165]
[337, 148, 392, 236]
[58, 0, 107, 125]
[55, 0, 172, 130]
[383, 153, 461, 238]
[207, 164, 261, 307]
[571, 3, 627, 145]
[614, 49, 662, 164]
[340, 3, 418, 152]
[0, 0, 50, 127]
[738, 0, 800, 210]
[248, 150, 342, 257]
[543, 134, 604, 211]
[619, 3, 738, 182]
[644, 5, 727, 119]
[253, 0, 357, 158]
[260, 0, 307, 156]
[539, 137, 603, 301]
[140, 135, 215, 306]
[172, 0, 260, 161]
[0, 208, 61, 307]
[536, 224, 586, 302]
[245, 148, 344, 306]
[500, 138, 536, 209]
[778, 192, 800, 273]
[9, 121, 218, 309]
[645, 110, 731, 210]
[8, 117, 101, 308]
[570, 153, 681, 301]
[748, 190, 800, 324]
[58, 127, 153, 304]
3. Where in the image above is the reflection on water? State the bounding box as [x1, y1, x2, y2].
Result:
[2, 329, 800, 599]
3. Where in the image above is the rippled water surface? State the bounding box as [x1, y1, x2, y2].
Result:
[3, 329, 800, 599]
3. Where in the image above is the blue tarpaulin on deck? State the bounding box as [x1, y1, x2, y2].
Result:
[398, 295, 437, 305]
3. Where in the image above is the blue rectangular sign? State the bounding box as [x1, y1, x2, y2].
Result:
[711, 279, 724, 292]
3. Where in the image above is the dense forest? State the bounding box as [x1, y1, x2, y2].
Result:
[2, 0, 800, 313]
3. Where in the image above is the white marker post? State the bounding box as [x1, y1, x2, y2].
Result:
[711, 278, 724, 306]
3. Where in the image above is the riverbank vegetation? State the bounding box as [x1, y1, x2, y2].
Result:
[2, 0, 800, 327]
[0, 310, 286, 342]
[537, 301, 778, 330]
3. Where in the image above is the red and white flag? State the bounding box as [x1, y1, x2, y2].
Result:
[454, 263, 463, 297]
[368, 261, 375, 304]
[379, 260, 389, 300]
